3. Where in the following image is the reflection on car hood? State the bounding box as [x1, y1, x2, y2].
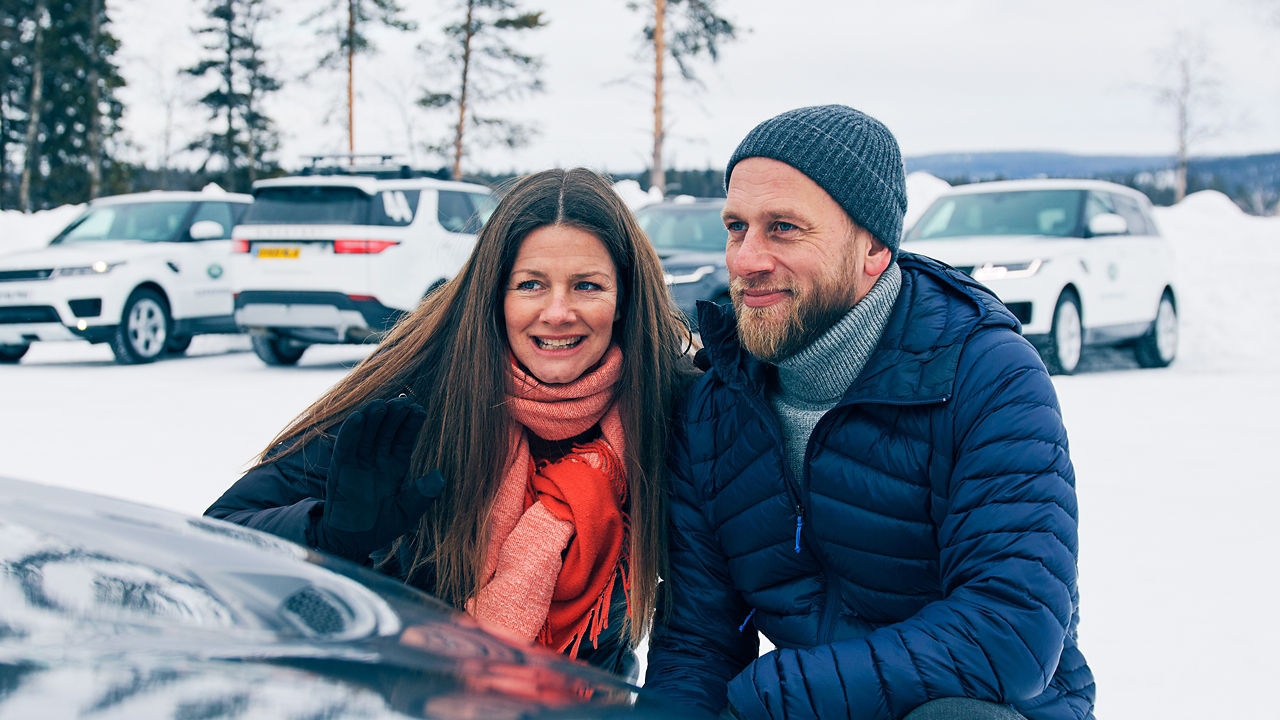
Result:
[656, 249, 724, 269]
[903, 235, 1088, 266]
[0, 241, 153, 270]
[0, 478, 658, 719]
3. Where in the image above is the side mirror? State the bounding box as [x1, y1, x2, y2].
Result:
[189, 220, 226, 240]
[1087, 212, 1127, 237]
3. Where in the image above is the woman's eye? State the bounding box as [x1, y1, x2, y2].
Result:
[514, 279, 540, 291]
[575, 281, 603, 292]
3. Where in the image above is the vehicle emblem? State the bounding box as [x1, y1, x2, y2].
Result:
[208, 263, 224, 279]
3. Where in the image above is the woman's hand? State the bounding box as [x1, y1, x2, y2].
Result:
[310, 397, 444, 561]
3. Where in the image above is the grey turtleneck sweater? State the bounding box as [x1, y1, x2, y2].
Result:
[768, 262, 902, 486]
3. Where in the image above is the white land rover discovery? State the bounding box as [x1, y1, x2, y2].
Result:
[230, 164, 495, 366]
[0, 189, 252, 364]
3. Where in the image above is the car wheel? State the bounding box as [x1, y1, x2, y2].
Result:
[110, 289, 170, 364]
[0, 343, 29, 363]
[165, 334, 193, 355]
[1134, 293, 1178, 368]
[1041, 291, 1082, 376]
[251, 333, 308, 366]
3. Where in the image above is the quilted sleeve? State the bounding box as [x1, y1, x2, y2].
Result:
[727, 331, 1080, 719]
[643, 400, 759, 716]
[203, 435, 335, 547]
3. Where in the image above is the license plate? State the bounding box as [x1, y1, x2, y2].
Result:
[258, 247, 300, 259]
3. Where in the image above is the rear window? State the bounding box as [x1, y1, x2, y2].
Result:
[243, 187, 371, 225]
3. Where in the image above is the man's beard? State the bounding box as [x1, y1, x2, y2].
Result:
[731, 271, 856, 363]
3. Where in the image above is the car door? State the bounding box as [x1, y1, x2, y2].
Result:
[172, 201, 239, 323]
[1111, 192, 1171, 323]
[1080, 191, 1135, 330]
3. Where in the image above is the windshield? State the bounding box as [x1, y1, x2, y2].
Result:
[242, 187, 372, 225]
[636, 204, 727, 252]
[907, 189, 1085, 240]
[52, 202, 196, 244]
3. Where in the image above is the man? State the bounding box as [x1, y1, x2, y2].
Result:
[644, 105, 1095, 720]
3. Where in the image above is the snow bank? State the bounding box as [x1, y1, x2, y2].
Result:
[612, 179, 663, 210]
[905, 171, 951, 229]
[0, 205, 82, 254]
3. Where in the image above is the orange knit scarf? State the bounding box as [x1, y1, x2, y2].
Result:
[468, 345, 628, 659]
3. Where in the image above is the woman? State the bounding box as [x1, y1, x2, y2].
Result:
[206, 168, 692, 677]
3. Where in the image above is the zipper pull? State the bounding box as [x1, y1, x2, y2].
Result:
[794, 506, 804, 553]
[738, 608, 757, 633]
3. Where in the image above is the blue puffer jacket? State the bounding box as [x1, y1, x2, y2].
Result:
[645, 253, 1094, 720]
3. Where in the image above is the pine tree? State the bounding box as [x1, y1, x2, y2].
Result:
[418, 0, 546, 180]
[632, 0, 736, 196]
[185, 0, 281, 191]
[1, 0, 125, 210]
[308, 0, 415, 156]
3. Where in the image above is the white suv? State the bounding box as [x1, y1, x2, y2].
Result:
[0, 189, 252, 364]
[903, 179, 1178, 374]
[230, 166, 495, 365]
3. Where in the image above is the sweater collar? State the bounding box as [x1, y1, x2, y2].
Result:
[774, 263, 902, 405]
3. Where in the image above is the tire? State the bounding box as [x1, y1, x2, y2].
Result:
[251, 333, 308, 366]
[0, 343, 29, 363]
[1041, 291, 1083, 376]
[110, 289, 170, 365]
[165, 334, 193, 355]
[1134, 292, 1178, 368]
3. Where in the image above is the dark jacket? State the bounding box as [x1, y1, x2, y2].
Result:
[204, 430, 636, 679]
[644, 253, 1095, 720]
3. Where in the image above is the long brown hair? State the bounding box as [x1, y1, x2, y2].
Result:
[256, 168, 691, 644]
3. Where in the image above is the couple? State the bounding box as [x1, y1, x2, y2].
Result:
[206, 106, 1094, 720]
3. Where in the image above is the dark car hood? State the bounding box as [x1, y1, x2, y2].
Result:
[0, 478, 662, 719]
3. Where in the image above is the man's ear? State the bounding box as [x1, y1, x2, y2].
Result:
[865, 234, 891, 277]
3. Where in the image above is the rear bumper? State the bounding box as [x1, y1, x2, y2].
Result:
[234, 290, 403, 343]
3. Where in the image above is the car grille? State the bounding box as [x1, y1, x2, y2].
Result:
[0, 269, 53, 282]
[0, 305, 60, 324]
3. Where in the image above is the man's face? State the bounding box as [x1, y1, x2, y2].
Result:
[723, 157, 890, 362]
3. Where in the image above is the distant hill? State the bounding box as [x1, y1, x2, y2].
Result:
[905, 150, 1280, 215]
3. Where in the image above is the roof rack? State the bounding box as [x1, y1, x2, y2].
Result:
[297, 153, 446, 180]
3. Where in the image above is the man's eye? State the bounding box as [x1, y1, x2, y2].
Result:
[726, 221, 746, 233]
[774, 221, 797, 233]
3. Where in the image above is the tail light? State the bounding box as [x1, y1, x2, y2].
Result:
[232, 238, 250, 253]
[334, 239, 399, 254]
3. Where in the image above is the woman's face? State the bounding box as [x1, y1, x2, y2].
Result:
[504, 224, 620, 385]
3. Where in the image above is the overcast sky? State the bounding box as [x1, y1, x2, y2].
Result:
[109, 0, 1280, 175]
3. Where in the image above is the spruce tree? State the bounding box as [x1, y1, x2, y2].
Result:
[185, 0, 281, 191]
[417, 0, 546, 180]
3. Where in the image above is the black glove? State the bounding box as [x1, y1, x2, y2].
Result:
[310, 396, 444, 561]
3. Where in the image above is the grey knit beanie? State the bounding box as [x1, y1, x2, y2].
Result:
[725, 105, 908, 256]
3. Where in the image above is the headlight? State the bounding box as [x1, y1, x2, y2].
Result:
[53, 261, 124, 277]
[971, 259, 1043, 281]
[664, 264, 716, 285]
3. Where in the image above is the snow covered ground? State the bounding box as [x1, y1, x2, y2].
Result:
[1, 180, 1277, 717]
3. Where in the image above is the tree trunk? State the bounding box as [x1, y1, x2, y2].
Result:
[224, 0, 236, 189]
[19, 0, 46, 212]
[1173, 56, 1190, 204]
[651, 0, 666, 196]
[451, 0, 475, 181]
[347, 0, 355, 159]
[86, 0, 102, 199]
